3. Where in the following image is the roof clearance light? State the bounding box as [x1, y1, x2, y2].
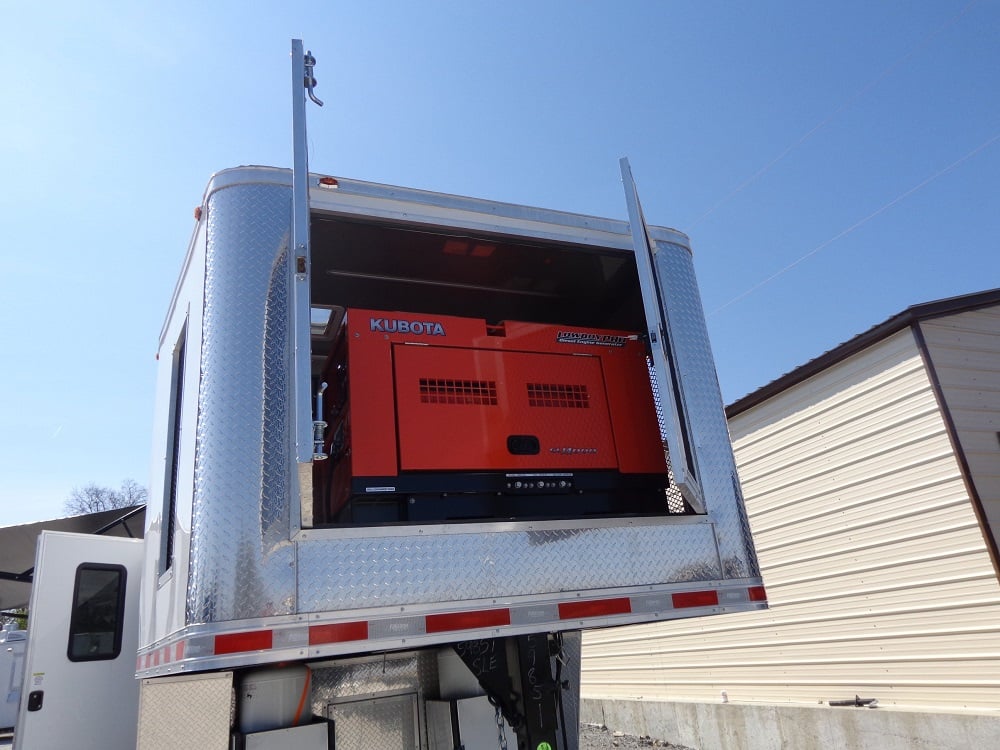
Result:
[318, 176, 338, 188]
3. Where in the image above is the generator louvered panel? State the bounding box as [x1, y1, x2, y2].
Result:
[395, 345, 617, 471]
[582, 329, 1000, 711]
[420, 378, 498, 405]
[528, 383, 591, 408]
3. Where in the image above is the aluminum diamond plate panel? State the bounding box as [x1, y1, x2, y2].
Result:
[328, 692, 420, 750]
[311, 651, 439, 706]
[137, 672, 233, 750]
[313, 652, 438, 748]
[187, 182, 296, 624]
[178, 172, 759, 633]
[310, 645, 580, 749]
[656, 240, 761, 579]
[298, 523, 721, 611]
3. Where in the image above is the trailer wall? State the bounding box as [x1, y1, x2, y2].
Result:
[139, 169, 764, 672]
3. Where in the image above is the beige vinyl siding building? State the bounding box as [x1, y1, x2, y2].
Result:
[581, 289, 1000, 715]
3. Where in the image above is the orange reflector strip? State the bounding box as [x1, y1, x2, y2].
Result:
[558, 597, 632, 620]
[442, 239, 470, 255]
[748, 585, 767, 602]
[672, 590, 719, 608]
[426, 608, 511, 634]
[309, 621, 369, 645]
[215, 630, 273, 655]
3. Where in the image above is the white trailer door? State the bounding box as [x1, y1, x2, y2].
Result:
[13, 531, 143, 750]
[0, 632, 26, 729]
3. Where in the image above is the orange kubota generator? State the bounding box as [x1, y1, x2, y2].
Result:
[313, 308, 670, 524]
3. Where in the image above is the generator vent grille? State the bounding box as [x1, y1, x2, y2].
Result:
[527, 383, 590, 409]
[420, 378, 498, 405]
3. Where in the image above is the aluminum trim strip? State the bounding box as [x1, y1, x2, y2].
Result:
[137, 584, 766, 677]
[198, 166, 690, 248]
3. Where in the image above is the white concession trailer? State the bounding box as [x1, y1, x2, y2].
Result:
[12, 41, 765, 750]
[1, 625, 26, 731]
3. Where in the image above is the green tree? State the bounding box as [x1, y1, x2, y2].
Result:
[2, 607, 27, 629]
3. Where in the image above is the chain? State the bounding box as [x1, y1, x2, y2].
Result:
[495, 704, 509, 750]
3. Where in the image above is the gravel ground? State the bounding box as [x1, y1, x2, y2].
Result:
[578, 723, 694, 749]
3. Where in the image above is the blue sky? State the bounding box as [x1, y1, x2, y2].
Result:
[1, 1, 997, 525]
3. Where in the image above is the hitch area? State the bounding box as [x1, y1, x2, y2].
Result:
[453, 634, 569, 750]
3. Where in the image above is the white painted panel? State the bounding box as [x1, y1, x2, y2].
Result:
[582, 328, 1000, 712]
[922, 306, 1000, 561]
[14, 533, 144, 750]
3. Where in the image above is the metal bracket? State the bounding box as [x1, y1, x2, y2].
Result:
[290, 39, 323, 469]
[304, 50, 324, 106]
[454, 635, 566, 750]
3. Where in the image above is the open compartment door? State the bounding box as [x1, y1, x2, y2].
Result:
[291, 39, 323, 525]
[14, 532, 143, 750]
[620, 158, 706, 513]
[291, 39, 316, 466]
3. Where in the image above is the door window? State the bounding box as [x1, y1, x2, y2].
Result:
[67, 564, 127, 661]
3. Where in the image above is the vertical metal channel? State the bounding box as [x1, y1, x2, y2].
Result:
[619, 158, 705, 513]
[290, 39, 314, 468]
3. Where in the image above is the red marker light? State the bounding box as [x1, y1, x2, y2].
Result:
[309, 621, 369, 644]
[426, 608, 511, 634]
[214, 630, 272, 655]
[672, 590, 719, 609]
[558, 597, 632, 620]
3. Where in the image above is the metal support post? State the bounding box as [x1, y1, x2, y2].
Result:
[454, 634, 567, 750]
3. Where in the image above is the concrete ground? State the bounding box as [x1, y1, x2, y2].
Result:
[583, 698, 1000, 750]
[579, 723, 693, 749]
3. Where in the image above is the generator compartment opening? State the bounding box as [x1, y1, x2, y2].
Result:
[311, 307, 678, 525]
